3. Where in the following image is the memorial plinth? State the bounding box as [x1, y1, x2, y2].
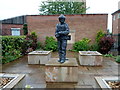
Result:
[45, 58, 78, 83]
[28, 51, 51, 64]
[79, 51, 103, 66]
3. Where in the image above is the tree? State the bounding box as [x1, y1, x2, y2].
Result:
[23, 24, 28, 35]
[39, 1, 86, 15]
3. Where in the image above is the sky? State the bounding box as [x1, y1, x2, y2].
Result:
[0, 0, 120, 31]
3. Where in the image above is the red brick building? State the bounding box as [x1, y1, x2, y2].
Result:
[112, 9, 120, 53]
[1, 14, 108, 49]
[1, 16, 26, 36]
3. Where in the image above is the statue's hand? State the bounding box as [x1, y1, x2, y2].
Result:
[58, 31, 62, 34]
[55, 34, 60, 38]
[58, 31, 69, 35]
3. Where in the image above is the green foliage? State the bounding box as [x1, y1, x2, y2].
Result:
[116, 56, 120, 63]
[44, 36, 57, 51]
[72, 30, 105, 52]
[2, 36, 26, 64]
[23, 24, 28, 35]
[26, 32, 37, 51]
[90, 43, 99, 51]
[36, 41, 42, 49]
[31, 32, 37, 37]
[39, 1, 86, 15]
[2, 32, 38, 64]
[96, 30, 105, 43]
[103, 54, 114, 57]
[73, 38, 91, 51]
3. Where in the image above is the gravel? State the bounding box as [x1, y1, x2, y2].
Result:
[0, 77, 13, 88]
[107, 81, 120, 89]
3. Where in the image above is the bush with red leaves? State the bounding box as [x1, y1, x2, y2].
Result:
[25, 32, 37, 51]
[99, 36, 114, 54]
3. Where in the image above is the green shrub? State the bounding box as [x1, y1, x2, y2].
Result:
[90, 43, 99, 51]
[36, 41, 42, 49]
[96, 30, 105, 43]
[23, 24, 28, 35]
[26, 32, 37, 51]
[103, 54, 113, 57]
[116, 56, 120, 63]
[2, 32, 38, 64]
[2, 36, 26, 64]
[73, 38, 91, 51]
[44, 36, 57, 51]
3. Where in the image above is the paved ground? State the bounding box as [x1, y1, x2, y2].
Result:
[1, 51, 119, 88]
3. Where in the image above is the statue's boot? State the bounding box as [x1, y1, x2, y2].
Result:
[58, 59, 61, 62]
[60, 58, 68, 63]
[58, 51, 62, 62]
[60, 59, 65, 64]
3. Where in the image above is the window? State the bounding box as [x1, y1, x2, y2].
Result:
[11, 28, 20, 36]
[113, 15, 116, 20]
[118, 13, 120, 19]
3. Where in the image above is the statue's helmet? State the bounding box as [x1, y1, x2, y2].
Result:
[58, 14, 66, 19]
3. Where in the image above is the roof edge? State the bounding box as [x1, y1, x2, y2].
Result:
[112, 9, 120, 15]
[26, 13, 108, 17]
[2, 13, 108, 21]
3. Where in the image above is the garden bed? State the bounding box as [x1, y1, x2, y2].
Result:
[102, 77, 120, 89]
[107, 81, 120, 88]
[0, 73, 25, 89]
[0, 77, 13, 88]
[95, 76, 120, 89]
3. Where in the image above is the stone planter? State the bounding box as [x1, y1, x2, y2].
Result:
[79, 51, 103, 66]
[0, 73, 25, 89]
[28, 51, 51, 64]
[45, 58, 78, 83]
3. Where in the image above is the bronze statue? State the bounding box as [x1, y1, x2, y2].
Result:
[55, 14, 70, 63]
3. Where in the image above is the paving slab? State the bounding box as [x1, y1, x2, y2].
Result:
[1, 51, 119, 88]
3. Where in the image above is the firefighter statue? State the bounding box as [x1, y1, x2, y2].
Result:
[55, 14, 70, 63]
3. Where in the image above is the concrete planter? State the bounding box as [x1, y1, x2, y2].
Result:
[28, 51, 51, 64]
[79, 51, 103, 66]
[0, 73, 25, 89]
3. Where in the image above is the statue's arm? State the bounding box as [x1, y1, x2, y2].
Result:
[55, 24, 60, 38]
[58, 24, 69, 35]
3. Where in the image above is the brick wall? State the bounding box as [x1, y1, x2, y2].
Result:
[119, 18, 120, 34]
[2, 24, 23, 35]
[112, 11, 120, 50]
[112, 13, 119, 34]
[27, 14, 108, 49]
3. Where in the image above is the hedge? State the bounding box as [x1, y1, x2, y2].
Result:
[1, 36, 26, 64]
[1, 32, 38, 64]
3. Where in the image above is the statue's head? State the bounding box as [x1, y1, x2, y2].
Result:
[58, 14, 66, 23]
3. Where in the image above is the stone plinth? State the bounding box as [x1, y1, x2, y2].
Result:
[79, 51, 103, 66]
[28, 51, 51, 64]
[45, 58, 78, 83]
